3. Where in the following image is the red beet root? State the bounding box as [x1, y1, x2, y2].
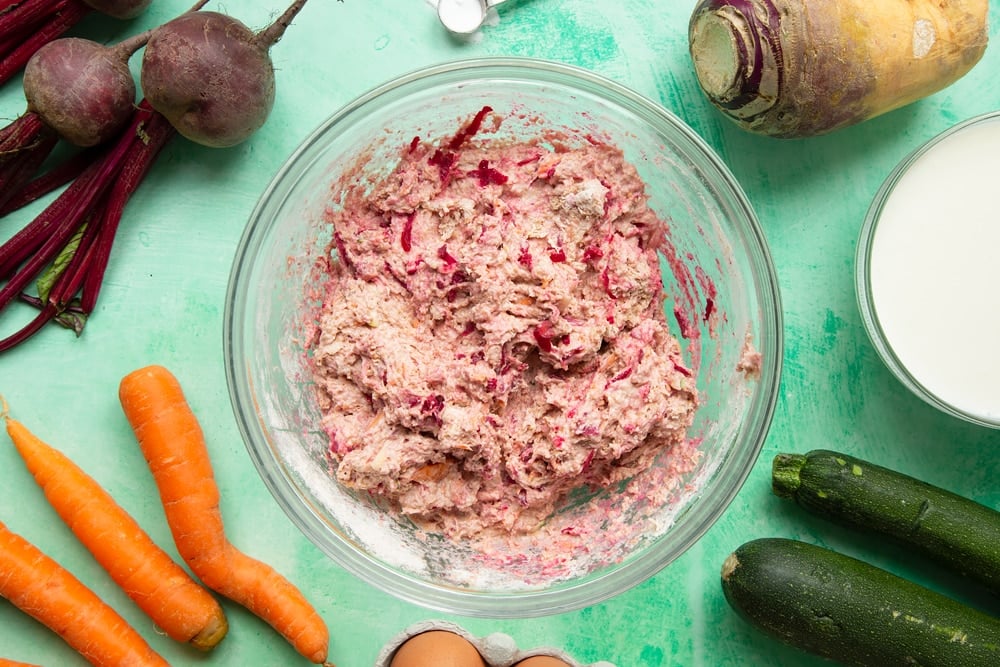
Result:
[140, 0, 309, 148]
[24, 33, 148, 147]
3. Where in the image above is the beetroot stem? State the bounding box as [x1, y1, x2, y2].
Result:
[0, 144, 96, 217]
[0, 101, 176, 352]
[256, 0, 310, 48]
[0, 145, 108, 279]
[0, 100, 141, 311]
[0, 163, 97, 279]
[0, 0, 89, 86]
[44, 213, 99, 308]
[0, 0, 60, 34]
[80, 101, 176, 312]
[0, 300, 57, 352]
[0, 112, 59, 213]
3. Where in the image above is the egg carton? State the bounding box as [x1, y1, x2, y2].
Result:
[374, 619, 617, 667]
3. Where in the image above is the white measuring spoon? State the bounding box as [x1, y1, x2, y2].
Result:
[437, 0, 512, 34]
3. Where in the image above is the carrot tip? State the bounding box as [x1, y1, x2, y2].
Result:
[189, 613, 229, 651]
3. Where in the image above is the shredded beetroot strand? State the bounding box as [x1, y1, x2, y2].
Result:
[400, 213, 415, 252]
[469, 159, 507, 186]
[447, 105, 492, 150]
[582, 244, 603, 262]
[533, 321, 554, 353]
[437, 244, 457, 266]
[518, 246, 532, 269]
[428, 149, 456, 182]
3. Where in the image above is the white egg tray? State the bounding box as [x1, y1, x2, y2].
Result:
[375, 620, 617, 667]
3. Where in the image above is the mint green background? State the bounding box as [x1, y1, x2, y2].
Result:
[2, 1, 999, 665]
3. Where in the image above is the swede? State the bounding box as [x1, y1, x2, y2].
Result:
[688, 0, 989, 138]
[140, 0, 310, 148]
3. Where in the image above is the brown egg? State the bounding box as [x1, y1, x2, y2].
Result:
[390, 630, 487, 667]
[514, 657, 573, 667]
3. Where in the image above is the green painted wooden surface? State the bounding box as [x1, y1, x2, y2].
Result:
[1, 1, 999, 665]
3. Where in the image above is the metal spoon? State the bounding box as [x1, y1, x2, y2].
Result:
[437, 0, 512, 35]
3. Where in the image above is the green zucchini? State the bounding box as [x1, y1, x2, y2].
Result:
[772, 449, 1000, 595]
[722, 538, 1000, 666]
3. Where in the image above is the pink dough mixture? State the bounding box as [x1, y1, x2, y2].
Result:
[308, 107, 699, 539]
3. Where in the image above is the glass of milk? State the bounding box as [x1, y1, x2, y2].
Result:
[856, 111, 1000, 429]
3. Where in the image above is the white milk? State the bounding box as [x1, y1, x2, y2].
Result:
[868, 115, 1000, 425]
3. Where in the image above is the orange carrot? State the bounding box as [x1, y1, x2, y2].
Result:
[118, 365, 332, 665]
[0, 519, 170, 667]
[1, 400, 228, 651]
[0, 659, 43, 667]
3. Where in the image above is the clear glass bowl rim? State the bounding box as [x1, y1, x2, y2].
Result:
[855, 110, 1000, 430]
[224, 56, 783, 617]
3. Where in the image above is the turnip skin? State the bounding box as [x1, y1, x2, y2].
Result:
[82, 0, 153, 20]
[22, 37, 138, 148]
[688, 0, 989, 138]
[140, 12, 276, 149]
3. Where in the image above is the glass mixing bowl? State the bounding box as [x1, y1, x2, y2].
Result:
[224, 58, 782, 617]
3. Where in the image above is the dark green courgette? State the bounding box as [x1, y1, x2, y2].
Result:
[772, 449, 1000, 595]
[722, 538, 1000, 666]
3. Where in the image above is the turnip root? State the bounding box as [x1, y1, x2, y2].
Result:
[140, 0, 310, 148]
[688, 0, 989, 138]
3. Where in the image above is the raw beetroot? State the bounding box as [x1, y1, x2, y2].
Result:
[0, 31, 148, 214]
[0, 1, 315, 352]
[140, 0, 309, 147]
[24, 33, 149, 147]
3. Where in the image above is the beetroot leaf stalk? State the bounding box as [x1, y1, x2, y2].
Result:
[0, 0, 153, 87]
[0, 0, 90, 86]
[0, 113, 59, 211]
[0, 145, 97, 216]
[0, 100, 175, 352]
